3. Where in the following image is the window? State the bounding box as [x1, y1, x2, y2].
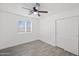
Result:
[17, 20, 32, 32]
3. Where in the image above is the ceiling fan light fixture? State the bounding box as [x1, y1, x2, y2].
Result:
[33, 12, 38, 15]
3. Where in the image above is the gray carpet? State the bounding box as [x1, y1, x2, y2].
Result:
[0, 40, 76, 56]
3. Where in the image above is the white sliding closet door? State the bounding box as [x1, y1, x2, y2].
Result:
[56, 16, 78, 55]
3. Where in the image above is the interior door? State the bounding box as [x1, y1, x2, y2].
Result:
[56, 17, 78, 55]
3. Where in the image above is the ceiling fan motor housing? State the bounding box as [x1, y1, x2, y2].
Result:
[33, 7, 38, 12]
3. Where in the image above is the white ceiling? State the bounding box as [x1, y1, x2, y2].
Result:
[0, 3, 79, 19]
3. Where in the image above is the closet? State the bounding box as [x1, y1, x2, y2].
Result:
[56, 16, 79, 55]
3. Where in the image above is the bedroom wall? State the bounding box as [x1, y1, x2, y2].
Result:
[0, 10, 39, 49]
[40, 16, 55, 46]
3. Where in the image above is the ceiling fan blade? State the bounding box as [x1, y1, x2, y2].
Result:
[38, 11, 48, 13]
[36, 3, 40, 7]
[22, 7, 32, 11]
[28, 11, 33, 15]
[38, 13, 40, 16]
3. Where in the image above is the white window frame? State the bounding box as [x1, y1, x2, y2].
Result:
[17, 20, 32, 34]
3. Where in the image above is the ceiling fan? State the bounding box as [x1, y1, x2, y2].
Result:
[22, 3, 48, 16]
